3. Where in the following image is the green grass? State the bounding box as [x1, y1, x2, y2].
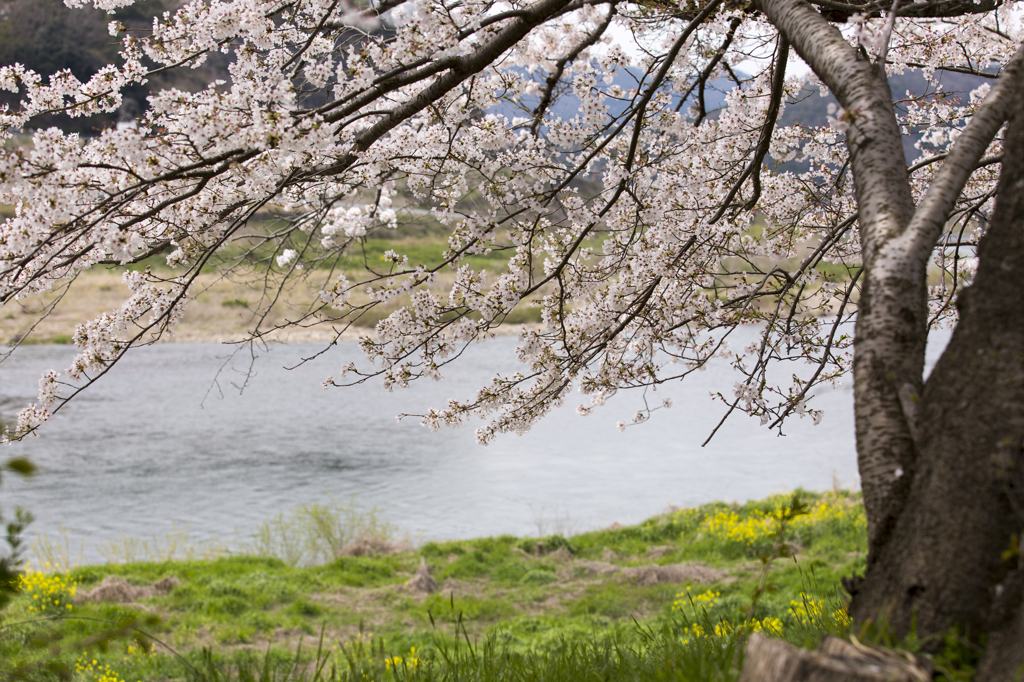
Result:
[0, 490, 867, 681]
[351, 238, 513, 275]
[11, 333, 73, 345]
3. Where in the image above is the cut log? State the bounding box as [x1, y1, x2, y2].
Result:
[738, 633, 930, 682]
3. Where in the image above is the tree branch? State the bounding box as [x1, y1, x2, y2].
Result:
[707, 34, 788, 223]
[896, 41, 1024, 267]
[531, 4, 617, 136]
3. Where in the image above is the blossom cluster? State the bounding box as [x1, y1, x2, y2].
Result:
[0, 0, 1016, 438]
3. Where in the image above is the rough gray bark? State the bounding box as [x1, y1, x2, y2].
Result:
[757, 0, 1024, 667]
[977, 570, 1024, 680]
[850, 65, 1024, 674]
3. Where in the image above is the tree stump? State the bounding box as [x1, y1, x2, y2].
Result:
[405, 557, 437, 593]
[738, 634, 930, 682]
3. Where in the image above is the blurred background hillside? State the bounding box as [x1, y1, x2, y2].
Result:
[0, 0, 992, 156]
[0, 0, 229, 134]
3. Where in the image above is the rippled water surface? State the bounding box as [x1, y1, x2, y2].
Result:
[0, 327, 906, 561]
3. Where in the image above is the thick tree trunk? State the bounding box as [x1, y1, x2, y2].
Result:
[847, 66, 1024, 671]
[760, 0, 1024, 663]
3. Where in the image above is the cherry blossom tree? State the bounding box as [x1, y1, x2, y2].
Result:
[1, 0, 1023, 673]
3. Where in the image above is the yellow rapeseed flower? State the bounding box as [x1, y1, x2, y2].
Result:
[687, 495, 866, 550]
[749, 616, 784, 634]
[74, 656, 127, 682]
[672, 586, 721, 612]
[19, 566, 77, 614]
[385, 647, 421, 670]
[789, 592, 851, 629]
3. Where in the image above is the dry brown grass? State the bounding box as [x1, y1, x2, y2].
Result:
[1, 269, 539, 345]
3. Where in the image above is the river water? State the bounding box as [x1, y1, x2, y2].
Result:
[0, 325, 939, 562]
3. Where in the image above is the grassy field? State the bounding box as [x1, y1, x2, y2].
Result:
[0, 234, 545, 346]
[0, 490, 873, 681]
[0, 212, 856, 347]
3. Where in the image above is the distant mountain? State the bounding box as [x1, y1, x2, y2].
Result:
[781, 67, 992, 165]
[0, 0, 237, 134]
[488, 63, 991, 168]
[487, 65, 733, 126]
[0, 2, 990, 158]
[0, 0, 188, 134]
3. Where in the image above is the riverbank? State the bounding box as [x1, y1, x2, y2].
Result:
[1, 491, 868, 681]
[1, 268, 544, 346]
